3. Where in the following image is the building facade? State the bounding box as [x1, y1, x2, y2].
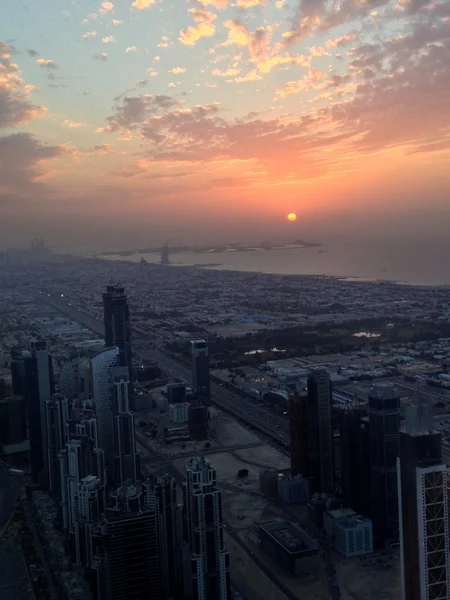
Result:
[334, 516, 373, 558]
[102, 285, 133, 390]
[398, 402, 450, 600]
[288, 391, 311, 478]
[182, 457, 230, 600]
[112, 367, 138, 485]
[91, 347, 120, 476]
[368, 382, 400, 547]
[191, 340, 210, 407]
[46, 393, 69, 498]
[307, 369, 334, 494]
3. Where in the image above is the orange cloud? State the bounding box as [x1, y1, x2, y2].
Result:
[179, 9, 217, 46]
[326, 33, 359, 48]
[212, 67, 240, 77]
[102, 35, 116, 44]
[169, 67, 187, 74]
[275, 69, 325, 97]
[132, 0, 156, 8]
[64, 120, 84, 128]
[36, 58, 57, 69]
[82, 31, 97, 39]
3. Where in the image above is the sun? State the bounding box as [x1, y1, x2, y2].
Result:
[287, 213, 297, 222]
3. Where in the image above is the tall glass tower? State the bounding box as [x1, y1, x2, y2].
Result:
[102, 285, 133, 389]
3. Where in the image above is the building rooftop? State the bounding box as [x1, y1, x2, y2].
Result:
[336, 515, 371, 529]
[260, 521, 318, 554]
[326, 508, 356, 520]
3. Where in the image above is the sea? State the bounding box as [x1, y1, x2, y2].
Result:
[99, 243, 450, 287]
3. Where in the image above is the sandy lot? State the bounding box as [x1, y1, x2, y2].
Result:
[215, 414, 262, 446]
[336, 554, 401, 600]
[233, 446, 290, 470]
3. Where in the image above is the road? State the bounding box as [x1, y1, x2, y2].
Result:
[42, 294, 290, 447]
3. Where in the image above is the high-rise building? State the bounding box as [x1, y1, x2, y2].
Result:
[112, 367, 138, 485]
[340, 409, 371, 514]
[191, 340, 210, 407]
[46, 393, 69, 498]
[307, 369, 334, 494]
[18, 343, 55, 483]
[72, 475, 106, 569]
[102, 285, 133, 388]
[398, 401, 450, 600]
[288, 391, 311, 478]
[93, 482, 162, 600]
[182, 457, 230, 600]
[151, 474, 180, 598]
[91, 346, 120, 477]
[368, 382, 400, 547]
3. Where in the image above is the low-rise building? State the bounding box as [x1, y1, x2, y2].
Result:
[323, 508, 356, 539]
[335, 515, 373, 557]
[169, 402, 189, 424]
[260, 521, 320, 578]
[277, 474, 309, 505]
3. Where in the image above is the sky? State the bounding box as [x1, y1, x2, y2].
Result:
[1, 0, 450, 250]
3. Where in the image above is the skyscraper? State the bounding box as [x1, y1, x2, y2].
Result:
[151, 473, 180, 598]
[288, 390, 311, 478]
[398, 401, 449, 600]
[19, 342, 55, 483]
[93, 482, 162, 600]
[191, 340, 210, 407]
[368, 382, 400, 547]
[112, 366, 138, 485]
[46, 393, 69, 498]
[72, 475, 106, 569]
[91, 346, 120, 477]
[307, 369, 334, 494]
[102, 285, 133, 387]
[182, 457, 230, 600]
[340, 408, 371, 514]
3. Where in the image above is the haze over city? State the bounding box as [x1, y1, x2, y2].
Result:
[1, 0, 450, 251]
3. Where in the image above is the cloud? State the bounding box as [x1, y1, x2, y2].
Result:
[101, 93, 180, 132]
[309, 46, 330, 57]
[0, 133, 65, 200]
[222, 21, 269, 59]
[137, 79, 148, 86]
[102, 35, 116, 44]
[82, 31, 97, 39]
[326, 33, 359, 48]
[196, 0, 228, 7]
[236, 0, 265, 7]
[169, 67, 186, 74]
[179, 9, 217, 46]
[126, 46, 137, 52]
[132, 0, 156, 8]
[212, 67, 240, 76]
[234, 69, 263, 83]
[26, 49, 39, 57]
[147, 68, 159, 76]
[94, 52, 108, 61]
[101, 1, 114, 12]
[64, 120, 84, 128]
[36, 58, 57, 69]
[0, 47, 46, 127]
[154, 56, 160, 61]
[275, 68, 326, 96]
[112, 19, 124, 25]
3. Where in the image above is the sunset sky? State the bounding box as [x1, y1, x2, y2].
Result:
[1, 0, 450, 249]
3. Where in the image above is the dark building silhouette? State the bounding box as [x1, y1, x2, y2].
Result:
[369, 382, 400, 548]
[111, 367, 138, 485]
[191, 340, 210, 407]
[182, 457, 230, 600]
[17, 343, 55, 483]
[102, 285, 133, 397]
[307, 369, 334, 494]
[152, 474, 181, 599]
[0, 395, 27, 452]
[160, 241, 169, 265]
[46, 393, 69, 498]
[340, 409, 371, 515]
[288, 391, 311, 478]
[93, 482, 162, 600]
[398, 402, 449, 600]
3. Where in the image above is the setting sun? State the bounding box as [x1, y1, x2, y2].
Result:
[287, 213, 297, 222]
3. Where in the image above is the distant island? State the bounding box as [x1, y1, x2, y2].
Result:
[100, 239, 322, 257]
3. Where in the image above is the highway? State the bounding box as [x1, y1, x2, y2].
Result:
[41, 294, 290, 447]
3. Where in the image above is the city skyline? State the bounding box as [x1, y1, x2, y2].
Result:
[1, 0, 450, 249]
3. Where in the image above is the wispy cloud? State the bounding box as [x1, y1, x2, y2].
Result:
[82, 31, 97, 39]
[169, 67, 186, 74]
[64, 119, 84, 128]
[102, 35, 116, 44]
[93, 52, 108, 61]
[126, 46, 137, 52]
